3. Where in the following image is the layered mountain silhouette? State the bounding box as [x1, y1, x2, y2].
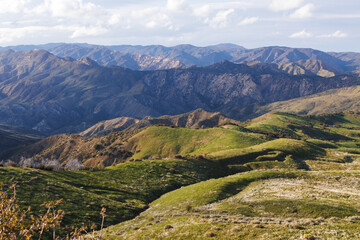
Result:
[0, 49, 360, 134]
[1, 43, 359, 74]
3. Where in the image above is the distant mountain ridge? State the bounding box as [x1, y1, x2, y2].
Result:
[1, 43, 359, 74]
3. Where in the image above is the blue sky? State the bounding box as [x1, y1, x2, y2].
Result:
[0, 0, 359, 52]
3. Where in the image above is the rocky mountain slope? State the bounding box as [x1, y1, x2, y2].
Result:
[276, 59, 339, 77]
[0, 50, 360, 134]
[80, 109, 240, 137]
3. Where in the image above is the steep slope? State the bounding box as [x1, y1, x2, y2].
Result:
[1, 50, 360, 134]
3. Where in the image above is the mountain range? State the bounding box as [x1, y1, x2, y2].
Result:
[1, 49, 360, 134]
[1, 43, 359, 74]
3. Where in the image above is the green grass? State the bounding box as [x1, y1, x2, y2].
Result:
[147, 171, 301, 213]
[100, 170, 360, 239]
[306, 139, 338, 148]
[209, 138, 325, 163]
[127, 126, 265, 159]
[0, 158, 226, 232]
[247, 112, 353, 141]
[100, 215, 360, 240]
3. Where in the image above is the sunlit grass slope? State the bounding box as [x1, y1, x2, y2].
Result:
[126, 126, 265, 159]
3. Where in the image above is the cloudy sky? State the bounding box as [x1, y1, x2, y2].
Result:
[0, 0, 359, 52]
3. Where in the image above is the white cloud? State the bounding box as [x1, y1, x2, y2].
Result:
[193, 4, 211, 17]
[206, 9, 234, 28]
[318, 30, 348, 38]
[0, 26, 49, 43]
[239, 17, 259, 26]
[145, 14, 172, 29]
[290, 4, 315, 19]
[0, 0, 29, 14]
[70, 26, 108, 38]
[269, 0, 303, 12]
[166, 0, 189, 12]
[289, 30, 313, 38]
[38, 0, 103, 19]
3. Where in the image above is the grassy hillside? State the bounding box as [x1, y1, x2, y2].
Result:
[0, 158, 226, 233]
[117, 126, 265, 159]
[100, 170, 360, 239]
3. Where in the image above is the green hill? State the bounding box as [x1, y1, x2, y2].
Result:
[127, 126, 265, 159]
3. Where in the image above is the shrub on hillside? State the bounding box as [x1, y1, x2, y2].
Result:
[64, 158, 84, 171]
[4, 160, 18, 167]
[19, 157, 62, 171]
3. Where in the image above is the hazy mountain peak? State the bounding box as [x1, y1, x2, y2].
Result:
[208, 43, 245, 50]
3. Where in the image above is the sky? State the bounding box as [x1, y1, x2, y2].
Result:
[0, 0, 359, 52]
